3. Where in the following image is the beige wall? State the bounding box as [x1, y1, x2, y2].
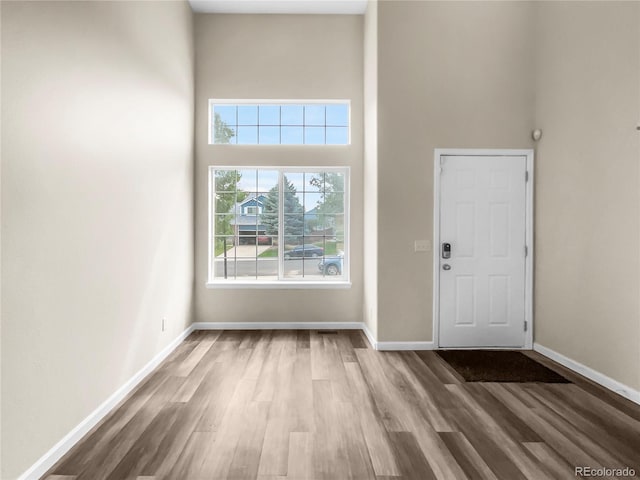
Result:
[363, 1, 378, 338]
[0, 3, 3, 475]
[0, 2, 194, 478]
[533, 1, 640, 390]
[376, 1, 535, 342]
[193, 14, 364, 324]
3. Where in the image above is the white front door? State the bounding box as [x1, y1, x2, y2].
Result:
[438, 155, 527, 348]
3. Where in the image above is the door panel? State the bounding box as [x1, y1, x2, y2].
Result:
[439, 155, 526, 348]
[455, 275, 475, 325]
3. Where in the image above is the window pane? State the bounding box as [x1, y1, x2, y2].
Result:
[283, 214, 304, 237]
[326, 127, 348, 145]
[236, 169, 257, 193]
[281, 126, 303, 144]
[257, 170, 278, 192]
[235, 258, 258, 279]
[326, 104, 349, 126]
[304, 105, 325, 126]
[303, 192, 323, 212]
[283, 241, 307, 278]
[212, 110, 237, 144]
[237, 105, 258, 125]
[327, 237, 344, 256]
[283, 256, 302, 278]
[215, 193, 236, 215]
[319, 196, 345, 215]
[238, 234, 258, 246]
[324, 172, 345, 192]
[284, 172, 304, 194]
[304, 127, 325, 145]
[260, 201, 278, 238]
[304, 172, 324, 192]
[319, 256, 343, 278]
[214, 257, 235, 280]
[259, 105, 280, 125]
[258, 126, 279, 145]
[214, 105, 237, 126]
[215, 170, 239, 192]
[304, 215, 321, 235]
[317, 214, 345, 235]
[281, 105, 303, 125]
[214, 215, 235, 236]
[237, 126, 258, 144]
[332, 214, 346, 235]
[283, 188, 303, 213]
[257, 243, 278, 279]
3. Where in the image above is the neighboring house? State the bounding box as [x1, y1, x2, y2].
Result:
[230, 194, 268, 244]
[229, 196, 335, 245]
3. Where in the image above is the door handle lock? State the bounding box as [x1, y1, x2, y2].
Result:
[442, 264, 451, 271]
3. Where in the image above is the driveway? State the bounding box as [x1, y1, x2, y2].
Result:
[217, 245, 271, 258]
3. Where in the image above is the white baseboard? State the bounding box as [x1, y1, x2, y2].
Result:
[361, 323, 377, 350]
[192, 321, 364, 331]
[17, 325, 196, 480]
[359, 323, 433, 351]
[534, 343, 640, 406]
[376, 341, 435, 351]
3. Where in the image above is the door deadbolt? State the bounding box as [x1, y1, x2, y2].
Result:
[442, 243, 451, 259]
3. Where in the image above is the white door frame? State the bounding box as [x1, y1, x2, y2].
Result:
[432, 149, 534, 350]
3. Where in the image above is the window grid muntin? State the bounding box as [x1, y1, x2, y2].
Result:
[210, 101, 350, 145]
[210, 166, 348, 283]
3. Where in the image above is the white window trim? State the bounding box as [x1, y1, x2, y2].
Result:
[207, 166, 351, 289]
[208, 99, 352, 146]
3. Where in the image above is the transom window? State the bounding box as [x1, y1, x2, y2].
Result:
[209, 167, 349, 286]
[209, 100, 350, 145]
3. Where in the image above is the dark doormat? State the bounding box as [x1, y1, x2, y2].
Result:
[436, 350, 570, 383]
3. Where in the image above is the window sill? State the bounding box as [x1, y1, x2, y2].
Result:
[206, 281, 352, 290]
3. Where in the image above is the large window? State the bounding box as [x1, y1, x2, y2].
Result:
[209, 167, 349, 286]
[209, 100, 350, 145]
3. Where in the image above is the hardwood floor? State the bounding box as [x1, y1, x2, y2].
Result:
[43, 330, 640, 480]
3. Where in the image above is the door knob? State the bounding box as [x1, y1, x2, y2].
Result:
[442, 264, 451, 271]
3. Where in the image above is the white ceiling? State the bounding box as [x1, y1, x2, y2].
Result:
[188, 0, 367, 15]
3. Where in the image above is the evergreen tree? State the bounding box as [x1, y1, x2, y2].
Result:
[260, 176, 303, 242]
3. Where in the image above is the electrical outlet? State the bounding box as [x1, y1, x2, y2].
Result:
[414, 240, 431, 252]
[162, 318, 166, 332]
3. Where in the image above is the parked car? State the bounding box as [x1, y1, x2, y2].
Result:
[318, 255, 342, 275]
[284, 244, 324, 259]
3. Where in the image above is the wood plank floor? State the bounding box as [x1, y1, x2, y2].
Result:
[43, 330, 640, 480]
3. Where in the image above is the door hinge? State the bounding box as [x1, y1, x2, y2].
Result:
[525, 171, 529, 182]
[524, 321, 528, 332]
[524, 245, 528, 257]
